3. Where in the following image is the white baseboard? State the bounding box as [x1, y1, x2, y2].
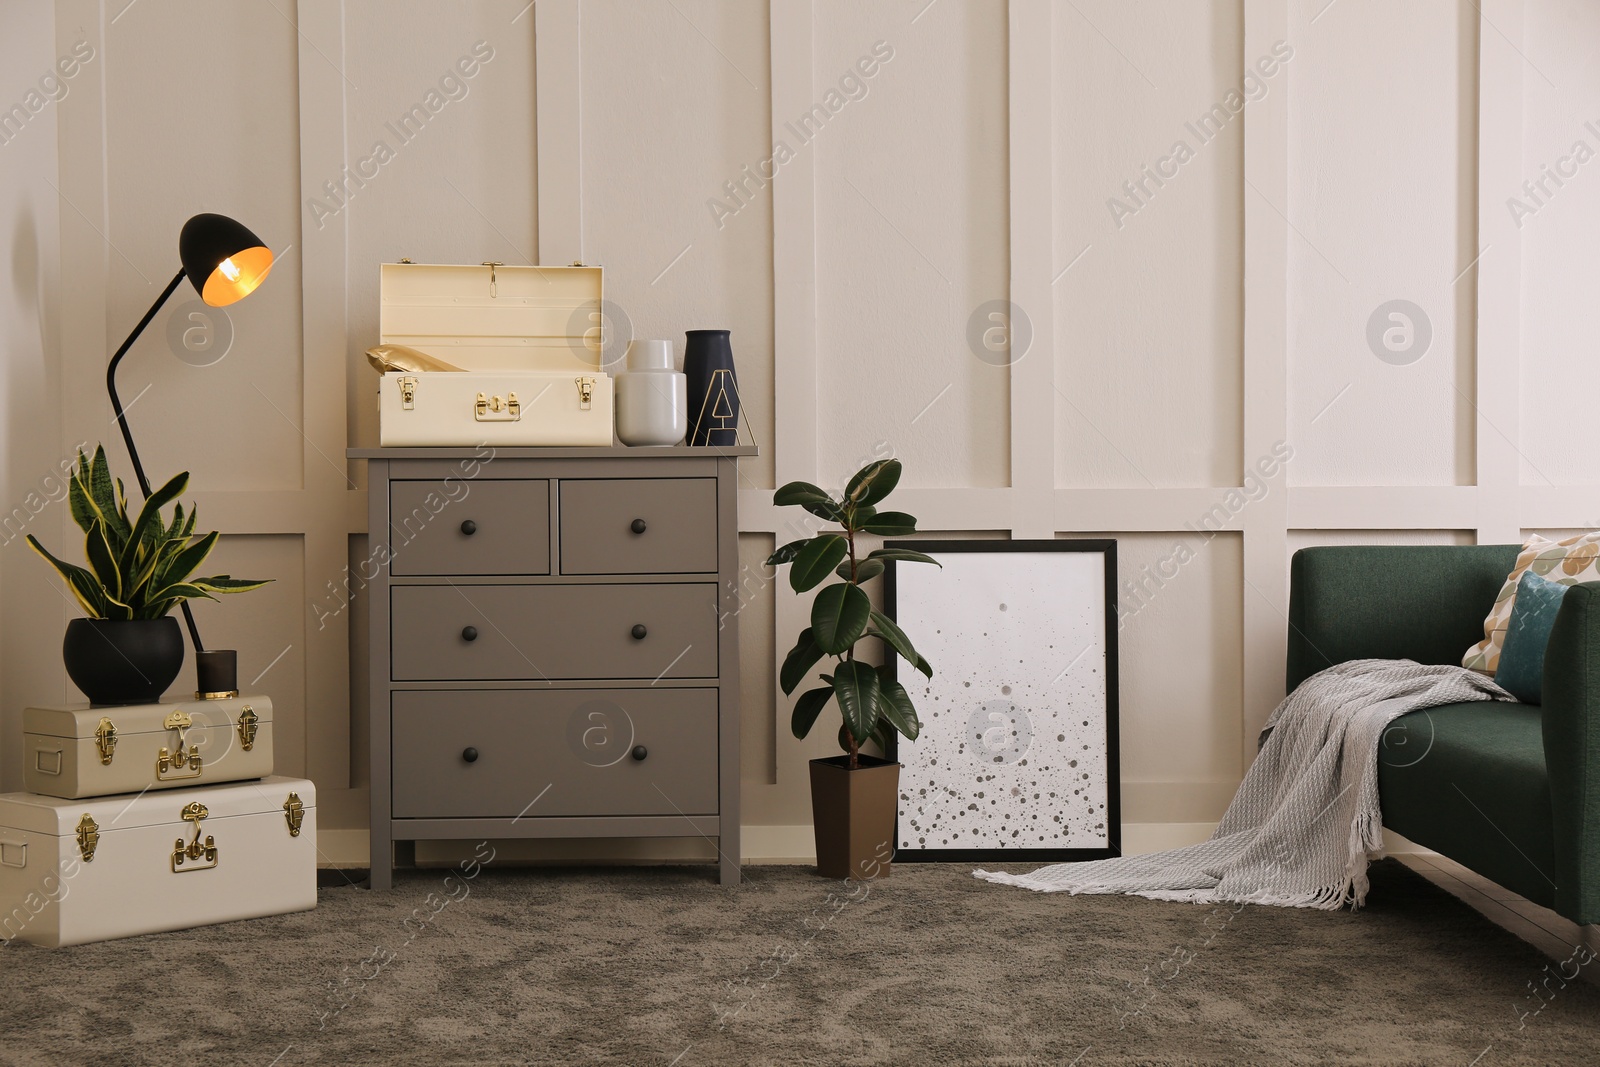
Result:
[315, 829, 372, 869]
[1119, 822, 1216, 854]
[740, 824, 818, 864]
[310, 823, 1259, 869]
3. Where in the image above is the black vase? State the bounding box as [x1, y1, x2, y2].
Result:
[683, 329, 740, 446]
[63, 617, 185, 705]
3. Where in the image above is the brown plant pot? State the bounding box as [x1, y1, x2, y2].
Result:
[809, 754, 899, 880]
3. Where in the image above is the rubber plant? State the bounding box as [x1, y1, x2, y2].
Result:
[767, 458, 941, 767]
[26, 445, 271, 619]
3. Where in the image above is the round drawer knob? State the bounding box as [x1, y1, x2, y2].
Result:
[461, 625, 479, 642]
[461, 519, 477, 536]
[631, 745, 648, 761]
[462, 747, 479, 763]
[631, 624, 648, 640]
[631, 518, 648, 534]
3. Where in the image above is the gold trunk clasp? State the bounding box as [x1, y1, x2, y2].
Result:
[156, 708, 203, 782]
[171, 801, 218, 873]
[94, 717, 117, 766]
[576, 376, 596, 410]
[283, 793, 305, 837]
[237, 705, 259, 752]
[399, 375, 418, 410]
[474, 392, 521, 422]
[76, 813, 99, 863]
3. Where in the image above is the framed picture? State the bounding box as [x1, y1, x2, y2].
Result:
[885, 539, 1120, 862]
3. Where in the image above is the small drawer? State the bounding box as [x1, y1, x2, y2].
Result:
[390, 479, 550, 576]
[391, 583, 718, 681]
[560, 478, 718, 574]
[391, 688, 719, 818]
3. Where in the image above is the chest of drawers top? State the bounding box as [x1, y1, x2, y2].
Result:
[350, 446, 757, 460]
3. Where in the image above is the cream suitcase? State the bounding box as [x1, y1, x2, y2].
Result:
[377, 261, 615, 446]
[23, 695, 273, 799]
[0, 775, 315, 947]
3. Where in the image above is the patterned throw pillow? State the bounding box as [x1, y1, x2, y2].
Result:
[1463, 532, 1600, 674]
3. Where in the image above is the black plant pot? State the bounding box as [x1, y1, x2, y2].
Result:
[684, 329, 740, 446]
[63, 617, 185, 705]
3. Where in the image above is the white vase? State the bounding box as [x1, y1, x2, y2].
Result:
[615, 340, 687, 447]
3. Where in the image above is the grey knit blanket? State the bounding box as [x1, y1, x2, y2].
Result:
[975, 660, 1514, 908]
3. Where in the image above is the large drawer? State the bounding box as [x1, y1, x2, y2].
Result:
[391, 689, 719, 818]
[560, 478, 718, 574]
[391, 583, 718, 680]
[390, 479, 550, 576]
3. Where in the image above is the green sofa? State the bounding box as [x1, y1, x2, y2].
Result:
[1287, 545, 1600, 925]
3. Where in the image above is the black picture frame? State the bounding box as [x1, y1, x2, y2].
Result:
[885, 538, 1120, 863]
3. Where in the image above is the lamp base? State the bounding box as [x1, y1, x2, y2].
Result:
[195, 649, 239, 699]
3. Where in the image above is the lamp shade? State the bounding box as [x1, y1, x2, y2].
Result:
[179, 213, 274, 307]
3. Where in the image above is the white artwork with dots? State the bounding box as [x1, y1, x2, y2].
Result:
[894, 548, 1111, 853]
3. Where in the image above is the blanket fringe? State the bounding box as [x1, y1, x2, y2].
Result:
[973, 868, 1353, 909]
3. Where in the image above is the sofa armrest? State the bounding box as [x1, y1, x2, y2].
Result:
[1286, 545, 1520, 692]
[1540, 581, 1600, 924]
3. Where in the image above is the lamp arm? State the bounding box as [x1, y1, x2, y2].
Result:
[107, 268, 187, 497]
[107, 266, 206, 652]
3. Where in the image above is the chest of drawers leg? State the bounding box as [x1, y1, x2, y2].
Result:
[357, 449, 747, 891]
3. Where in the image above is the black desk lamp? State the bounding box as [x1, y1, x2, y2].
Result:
[106, 212, 275, 698]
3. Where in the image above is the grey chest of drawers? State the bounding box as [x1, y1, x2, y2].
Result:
[351, 446, 754, 889]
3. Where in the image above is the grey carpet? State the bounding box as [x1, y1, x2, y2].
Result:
[2, 858, 1597, 1066]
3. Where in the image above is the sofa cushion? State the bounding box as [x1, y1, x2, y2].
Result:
[1495, 571, 1569, 704]
[1378, 700, 1556, 908]
[1463, 532, 1600, 674]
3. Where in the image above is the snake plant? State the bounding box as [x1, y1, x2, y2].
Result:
[26, 445, 270, 620]
[767, 459, 941, 767]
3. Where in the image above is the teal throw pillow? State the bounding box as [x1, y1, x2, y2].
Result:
[1494, 570, 1569, 704]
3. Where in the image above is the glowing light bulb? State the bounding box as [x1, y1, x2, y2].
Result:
[217, 257, 241, 282]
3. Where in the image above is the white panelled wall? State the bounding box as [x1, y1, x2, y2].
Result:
[3, 0, 1598, 865]
[0, 4, 66, 790]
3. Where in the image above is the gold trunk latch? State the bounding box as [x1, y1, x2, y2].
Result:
[94, 717, 117, 766]
[576, 376, 596, 410]
[157, 708, 203, 782]
[399, 375, 418, 410]
[171, 802, 218, 873]
[237, 705, 259, 752]
[76, 813, 99, 863]
[474, 391, 521, 422]
[283, 793, 305, 837]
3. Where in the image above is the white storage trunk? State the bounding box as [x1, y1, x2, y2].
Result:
[23, 695, 274, 799]
[0, 776, 316, 947]
[377, 261, 614, 446]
